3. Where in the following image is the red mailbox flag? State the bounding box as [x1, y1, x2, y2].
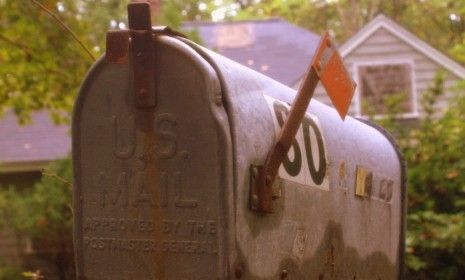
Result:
[311, 32, 356, 120]
[253, 31, 357, 213]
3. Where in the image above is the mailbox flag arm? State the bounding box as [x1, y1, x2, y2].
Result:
[251, 32, 356, 213]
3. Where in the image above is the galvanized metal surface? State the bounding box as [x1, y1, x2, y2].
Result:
[74, 33, 405, 279]
[184, 39, 405, 279]
[73, 36, 233, 279]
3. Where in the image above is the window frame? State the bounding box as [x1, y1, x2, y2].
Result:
[352, 59, 419, 119]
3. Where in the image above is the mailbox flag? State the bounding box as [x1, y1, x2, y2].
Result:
[311, 32, 356, 120]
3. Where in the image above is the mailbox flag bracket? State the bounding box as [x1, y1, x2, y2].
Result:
[251, 32, 356, 213]
[105, 4, 187, 109]
[127, 3, 156, 108]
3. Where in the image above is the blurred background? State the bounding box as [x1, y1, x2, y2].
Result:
[1, 0, 465, 279]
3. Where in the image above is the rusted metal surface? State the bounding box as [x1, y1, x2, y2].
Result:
[74, 24, 405, 279]
[128, 3, 156, 108]
[105, 30, 129, 64]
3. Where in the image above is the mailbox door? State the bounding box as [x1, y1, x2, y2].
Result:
[182, 40, 405, 279]
[73, 36, 234, 279]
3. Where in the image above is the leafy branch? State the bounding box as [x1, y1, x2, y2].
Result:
[30, 0, 95, 61]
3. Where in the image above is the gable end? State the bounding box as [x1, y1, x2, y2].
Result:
[340, 15, 465, 79]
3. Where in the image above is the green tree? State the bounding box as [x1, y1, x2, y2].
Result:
[0, 0, 205, 124]
[0, 0, 126, 124]
[371, 74, 465, 279]
[0, 158, 73, 279]
[238, 0, 465, 64]
[404, 79, 465, 279]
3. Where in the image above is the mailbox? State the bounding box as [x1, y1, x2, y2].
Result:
[72, 3, 405, 279]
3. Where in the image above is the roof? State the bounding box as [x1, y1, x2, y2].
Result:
[0, 111, 70, 172]
[183, 18, 321, 86]
[340, 14, 465, 79]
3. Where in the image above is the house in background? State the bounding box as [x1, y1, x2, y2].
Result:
[0, 111, 69, 266]
[303, 14, 465, 119]
[186, 15, 465, 119]
[1, 13, 465, 267]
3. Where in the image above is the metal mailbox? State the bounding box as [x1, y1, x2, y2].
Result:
[72, 4, 405, 279]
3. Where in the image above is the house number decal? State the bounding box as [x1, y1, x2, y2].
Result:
[265, 95, 329, 190]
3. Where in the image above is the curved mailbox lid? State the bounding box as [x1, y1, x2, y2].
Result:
[73, 36, 234, 279]
[183, 40, 406, 279]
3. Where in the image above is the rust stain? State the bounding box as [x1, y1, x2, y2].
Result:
[106, 30, 129, 64]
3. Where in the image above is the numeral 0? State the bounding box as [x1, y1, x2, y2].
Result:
[273, 102, 327, 185]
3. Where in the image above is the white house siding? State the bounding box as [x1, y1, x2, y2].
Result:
[294, 26, 462, 118]
[344, 27, 460, 117]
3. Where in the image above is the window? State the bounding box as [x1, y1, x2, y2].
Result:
[357, 62, 415, 116]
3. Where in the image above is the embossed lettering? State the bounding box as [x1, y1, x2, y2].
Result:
[187, 220, 217, 235]
[83, 218, 155, 233]
[162, 220, 182, 234]
[97, 169, 196, 208]
[174, 171, 198, 208]
[112, 115, 135, 159]
[83, 237, 156, 252]
[161, 240, 217, 255]
[155, 114, 177, 159]
[100, 172, 129, 208]
[159, 171, 169, 207]
[134, 171, 156, 207]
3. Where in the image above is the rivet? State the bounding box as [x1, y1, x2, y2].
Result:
[214, 94, 223, 106]
[281, 269, 288, 279]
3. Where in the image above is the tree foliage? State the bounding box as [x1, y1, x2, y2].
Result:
[239, 0, 465, 64]
[403, 84, 465, 279]
[1, 158, 73, 240]
[0, 0, 126, 124]
[0, 0, 200, 124]
[0, 158, 74, 279]
[371, 74, 465, 279]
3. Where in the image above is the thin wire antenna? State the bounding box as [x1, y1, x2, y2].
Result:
[30, 0, 96, 61]
[41, 168, 73, 188]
